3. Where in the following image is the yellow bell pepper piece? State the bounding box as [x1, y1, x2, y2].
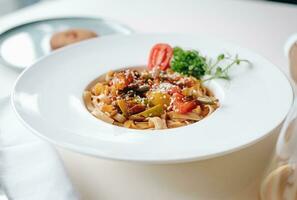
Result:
[117, 100, 128, 116]
[148, 92, 170, 108]
[137, 104, 163, 117]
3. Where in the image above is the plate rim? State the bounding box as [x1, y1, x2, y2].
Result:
[11, 33, 294, 163]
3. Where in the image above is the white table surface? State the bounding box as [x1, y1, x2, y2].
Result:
[0, 0, 297, 199]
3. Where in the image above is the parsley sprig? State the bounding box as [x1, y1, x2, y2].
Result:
[170, 47, 250, 81]
[170, 47, 207, 78]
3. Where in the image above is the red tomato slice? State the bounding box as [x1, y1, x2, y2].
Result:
[176, 101, 197, 114]
[172, 93, 184, 101]
[148, 43, 173, 70]
[172, 93, 196, 113]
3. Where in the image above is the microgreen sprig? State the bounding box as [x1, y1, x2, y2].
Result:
[203, 53, 250, 82]
[170, 47, 250, 82]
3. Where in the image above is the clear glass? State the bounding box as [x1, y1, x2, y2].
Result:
[260, 82, 297, 200]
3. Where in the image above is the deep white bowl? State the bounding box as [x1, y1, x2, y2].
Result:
[11, 34, 293, 163]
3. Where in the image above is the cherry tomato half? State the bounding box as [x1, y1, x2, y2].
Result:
[148, 43, 173, 71]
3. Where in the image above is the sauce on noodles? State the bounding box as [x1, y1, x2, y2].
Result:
[83, 67, 219, 130]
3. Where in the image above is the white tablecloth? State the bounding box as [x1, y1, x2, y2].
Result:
[0, 98, 79, 200]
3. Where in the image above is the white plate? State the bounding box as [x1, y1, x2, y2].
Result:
[0, 17, 132, 70]
[11, 34, 293, 163]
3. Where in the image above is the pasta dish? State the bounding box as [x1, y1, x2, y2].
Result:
[84, 43, 220, 130]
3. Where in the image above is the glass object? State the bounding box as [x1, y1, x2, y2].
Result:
[260, 97, 297, 200]
[260, 41, 297, 200]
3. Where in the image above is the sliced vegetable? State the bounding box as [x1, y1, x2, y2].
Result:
[174, 101, 197, 114]
[182, 85, 203, 97]
[148, 43, 173, 70]
[136, 104, 163, 117]
[101, 104, 115, 115]
[117, 99, 128, 116]
[172, 92, 184, 101]
[128, 104, 146, 115]
[148, 117, 167, 129]
[197, 96, 218, 105]
[148, 92, 170, 108]
[91, 83, 106, 95]
[171, 92, 197, 114]
[111, 72, 133, 90]
[192, 106, 202, 114]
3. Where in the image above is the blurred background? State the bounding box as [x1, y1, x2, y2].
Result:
[0, 0, 296, 17]
[0, 0, 39, 16]
[0, 0, 45, 16]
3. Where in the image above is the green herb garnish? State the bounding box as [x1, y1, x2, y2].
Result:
[170, 47, 250, 81]
[170, 47, 208, 78]
[203, 53, 250, 82]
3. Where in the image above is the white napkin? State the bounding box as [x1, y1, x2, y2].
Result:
[0, 97, 79, 200]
